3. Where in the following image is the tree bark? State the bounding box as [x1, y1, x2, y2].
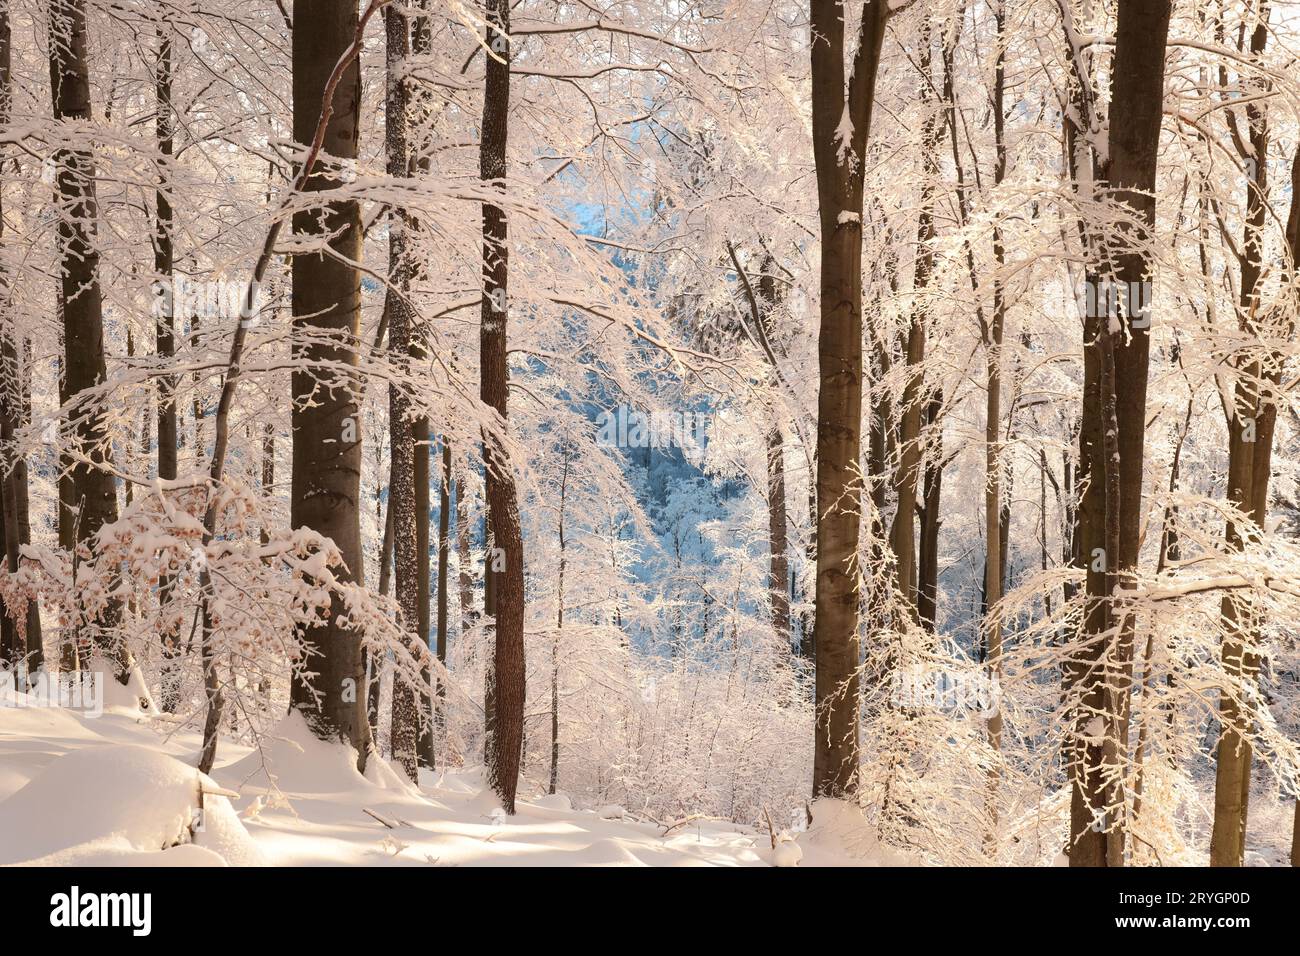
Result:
[480, 0, 525, 812]
[434, 438, 451, 755]
[916, 392, 943, 630]
[1069, 0, 1172, 867]
[1211, 22, 1281, 864]
[757, 265, 791, 646]
[384, 1, 421, 781]
[457, 463, 474, 633]
[154, 23, 180, 712]
[550, 450, 569, 795]
[48, 0, 129, 682]
[983, 4, 1008, 845]
[289, 0, 371, 767]
[809, 0, 888, 798]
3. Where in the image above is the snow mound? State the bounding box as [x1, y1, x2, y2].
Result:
[222, 710, 366, 794]
[0, 744, 262, 865]
[802, 799, 913, 866]
[222, 709, 413, 797]
[772, 837, 803, 867]
[88, 657, 160, 718]
[533, 793, 572, 811]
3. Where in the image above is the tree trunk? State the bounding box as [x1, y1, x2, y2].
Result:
[434, 439, 451, 755]
[480, 0, 525, 812]
[550, 451, 569, 795]
[410, 0, 435, 773]
[1070, 0, 1172, 866]
[457, 464, 474, 633]
[289, 0, 371, 768]
[904, 18, 945, 631]
[766, 424, 790, 643]
[917, 392, 943, 630]
[48, 0, 129, 683]
[809, 0, 888, 798]
[1211, 27, 1282, 864]
[154, 23, 180, 712]
[384, 1, 421, 781]
[757, 266, 791, 646]
[984, 4, 1008, 844]
[0, 4, 26, 674]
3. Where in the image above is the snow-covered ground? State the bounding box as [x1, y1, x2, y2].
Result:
[0, 684, 887, 867]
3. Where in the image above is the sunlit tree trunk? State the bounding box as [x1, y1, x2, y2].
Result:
[1070, 0, 1172, 867]
[289, 0, 371, 767]
[479, 0, 525, 811]
[1212, 20, 1279, 863]
[809, 0, 888, 798]
[154, 22, 181, 712]
[48, 0, 130, 682]
[384, 1, 421, 780]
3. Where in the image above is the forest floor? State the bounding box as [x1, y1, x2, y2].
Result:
[4, 680, 1291, 866]
[0, 681, 884, 867]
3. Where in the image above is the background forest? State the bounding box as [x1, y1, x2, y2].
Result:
[0, 0, 1298, 868]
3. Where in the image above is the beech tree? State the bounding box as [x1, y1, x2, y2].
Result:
[289, 0, 372, 764]
[809, 0, 890, 798]
[0, 0, 1298, 870]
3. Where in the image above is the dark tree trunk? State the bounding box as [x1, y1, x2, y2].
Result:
[766, 425, 790, 643]
[155, 24, 181, 712]
[370, 496, 394, 747]
[414, 422, 433, 769]
[1212, 29, 1283, 864]
[48, 0, 129, 682]
[550, 451, 569, 795]
[289, 0, 371, 768]
[384, 0, 422, 782]
[0, 4, 22, 672]
[479, 0, 526, 812]
[1070, 0, 1172, 867]
[809, 0, 888, 798]
[456, 464, 474, 633]
[917, 392, 943, 631]
[757, 266, 791, 646]
[894, 20, 944, 628]
[409, 0, 435, 774]
[434, 439, 451, 754]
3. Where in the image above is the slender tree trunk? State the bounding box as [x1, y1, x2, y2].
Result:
[409, 0, 435, 773]
[414, 423, 433, 769]
[756, 265, 791, 646]
[983, 4, 1008, 846]
[766, 424, 790, 642]
[809, 0, 888, 798]
[479, 0, 525, 812]
[1212, 25, 1280, 863]
[48, 0, 129, 683]
[908, 22, 950, 634]
[154, 23, 181, 712]
[260, 422, 274, 546]
[917, 393, 943, 630]
[384, 0, 421, 781]
[434, 439, 451, 755]
[0, 3, 23, 673]
[289, 0, 371, 767]
[457, 465, 474, 632]
[1070, 0, 1172, 867]
[370, 496, 394, 746]
[550, 452, 569, 795]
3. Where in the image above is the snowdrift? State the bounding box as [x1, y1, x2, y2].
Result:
[0, 744, 263, 866]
